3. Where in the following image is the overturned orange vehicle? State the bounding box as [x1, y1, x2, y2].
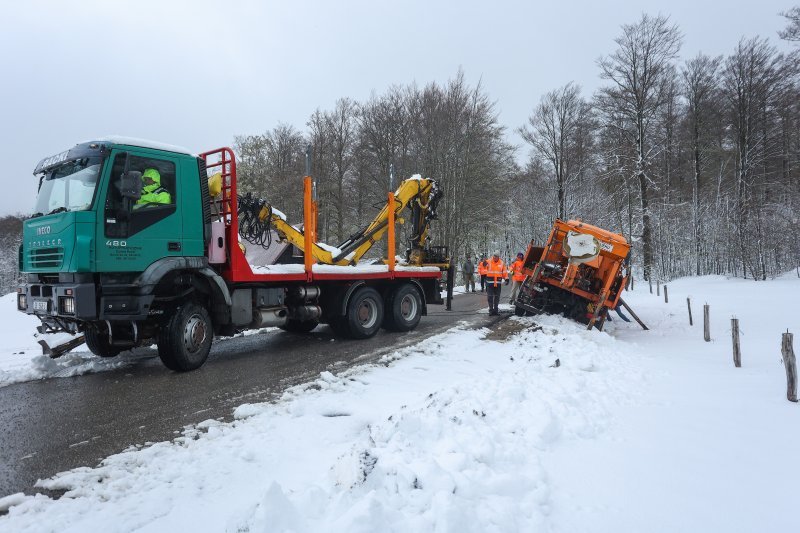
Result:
[514, 219, 631, 330]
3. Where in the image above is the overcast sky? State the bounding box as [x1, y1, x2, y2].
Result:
[1, 0, 795, 216]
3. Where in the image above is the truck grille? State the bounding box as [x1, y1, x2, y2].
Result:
[28, 247, 64, 269]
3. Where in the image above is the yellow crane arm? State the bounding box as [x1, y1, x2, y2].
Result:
[211, 169, 441, 267]
[258, 207, 351, 266]
[258, 177, 437, 266]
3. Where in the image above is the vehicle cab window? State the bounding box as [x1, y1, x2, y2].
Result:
[105, 153, 177, 238]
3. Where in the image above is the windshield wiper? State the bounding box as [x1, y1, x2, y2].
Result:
[46, 207, 68, 215]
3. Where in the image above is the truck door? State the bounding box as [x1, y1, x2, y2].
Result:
[96, 150, 183, 272]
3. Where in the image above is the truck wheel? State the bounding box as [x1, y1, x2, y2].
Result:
[84, 327, 122, 358]
[344, 287, 383, 339]
[383, 284, 422, 332]
[157, 302, 213, 371]
[280, 319, 319, 334]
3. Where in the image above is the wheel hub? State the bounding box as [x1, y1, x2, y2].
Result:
[183, 314, 207, 353]
[357, 299, 378, 328]
[400, 294, 417, 320]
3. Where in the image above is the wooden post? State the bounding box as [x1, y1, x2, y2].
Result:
[649, 279, 653, 294]
[731, 318, 741, 367]
[782, 332, 797, 402]
[664, 285, 668, 303]
[687, 297, 693, 326]
[703, 304, 710, 342]
[657, 281, 660, 296]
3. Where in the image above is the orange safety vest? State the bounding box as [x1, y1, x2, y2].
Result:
[510, 259, 526, 282]
[485, 257, 507, 286]
[478, 260, 488, 276]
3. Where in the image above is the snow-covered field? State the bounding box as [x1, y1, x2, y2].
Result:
[1, 274, 799, 532]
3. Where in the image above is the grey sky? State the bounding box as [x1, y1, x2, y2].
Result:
[1, 0, 794, 216]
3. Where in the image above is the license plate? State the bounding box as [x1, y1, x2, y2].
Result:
[33, 300, 49, 312]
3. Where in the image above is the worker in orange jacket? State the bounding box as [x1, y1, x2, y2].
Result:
[509, 252, 526, 304]
[478, 257, 489, 292]
[485, 251, 508, 315]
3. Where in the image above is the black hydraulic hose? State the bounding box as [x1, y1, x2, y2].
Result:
[237, 193, 273, 248]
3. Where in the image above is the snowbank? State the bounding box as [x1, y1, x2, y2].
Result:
[2, 318, 638, 532]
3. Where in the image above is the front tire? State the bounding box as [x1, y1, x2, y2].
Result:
[383, 283, 422, 332]
[84, 326, 122, 358]
[157, 302, 213, 371]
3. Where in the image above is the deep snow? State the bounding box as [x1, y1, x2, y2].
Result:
[1, 274, 799, 532]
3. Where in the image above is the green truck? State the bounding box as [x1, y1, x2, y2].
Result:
[17, 138, 448, 371]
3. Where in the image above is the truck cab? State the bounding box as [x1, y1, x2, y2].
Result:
[18, 138, 214, 357]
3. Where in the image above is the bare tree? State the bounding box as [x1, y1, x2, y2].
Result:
[235, 124, 306, 218]
[780, 7, 800, 41]
[683, 53, 722, 274]
[722, 37, 786, 278]
[596, 13, 682, 280]
[519, 82, 592, 220]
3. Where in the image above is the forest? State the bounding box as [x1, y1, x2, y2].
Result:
[4, 10, 800, 296]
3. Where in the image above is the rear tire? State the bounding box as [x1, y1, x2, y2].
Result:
[383, 284, 422, 332]
[84, 326, 122, 358]
[343, 287, 384, 339]
[157, 302, 213, 371]
[280, 319, 319, 334]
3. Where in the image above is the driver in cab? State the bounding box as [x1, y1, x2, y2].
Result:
[135, 168, 171, 208]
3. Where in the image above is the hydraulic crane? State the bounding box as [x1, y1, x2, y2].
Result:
[212, 174, 449, 269]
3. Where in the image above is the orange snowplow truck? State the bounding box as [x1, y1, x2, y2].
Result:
[514, 219, 630, 330]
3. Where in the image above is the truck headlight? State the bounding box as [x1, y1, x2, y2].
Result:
[17, 293, 27, 310]
[60, 296, 75, 315]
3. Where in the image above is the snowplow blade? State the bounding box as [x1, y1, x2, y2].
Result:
[38, 335, 86, 358]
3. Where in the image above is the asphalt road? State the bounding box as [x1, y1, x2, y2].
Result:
[0, 290, 505, 497]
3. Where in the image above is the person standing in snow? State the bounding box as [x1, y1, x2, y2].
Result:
[462, 257, 476, 292]
[485, 251, 508, 315]
[478, 257, 489, 292]
[509, 252, 526, 304]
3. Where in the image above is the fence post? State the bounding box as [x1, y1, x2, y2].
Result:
[687, 297, 693, 326]
[731, 318, 741, 367]
[649, 279, 653, 294]
[664, 285, 668, 303]
[703, 304, 710, 342]
[782, 332, 797, 402]
[657, 281, 660, 296]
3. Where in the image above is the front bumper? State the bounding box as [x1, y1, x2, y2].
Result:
[17, 281, 97, 321]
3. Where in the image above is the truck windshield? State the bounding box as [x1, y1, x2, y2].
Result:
[33, 157, 102, 215]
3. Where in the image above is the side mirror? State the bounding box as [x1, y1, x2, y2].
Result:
[119, 171, 142, 199]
